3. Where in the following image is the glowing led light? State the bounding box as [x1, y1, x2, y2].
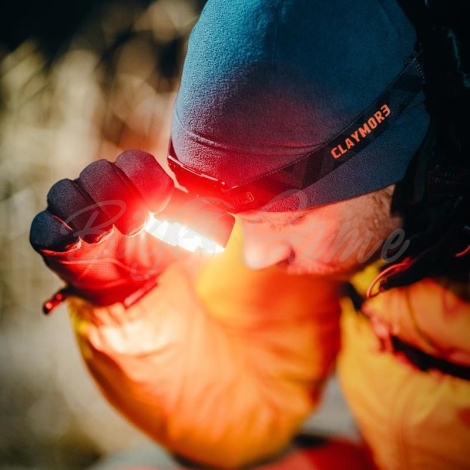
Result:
[144, 213, 224, 254]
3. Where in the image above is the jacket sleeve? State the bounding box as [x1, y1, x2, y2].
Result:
[68, 221, 341, 469]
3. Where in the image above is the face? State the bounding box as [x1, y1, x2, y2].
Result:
[239, 185, 403, 279]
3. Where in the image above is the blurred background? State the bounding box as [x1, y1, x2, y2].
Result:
[0, 1, 357, 468]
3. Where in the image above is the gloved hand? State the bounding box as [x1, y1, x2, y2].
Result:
[30, 149, 178, 312]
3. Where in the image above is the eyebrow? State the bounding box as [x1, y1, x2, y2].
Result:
[244, 212, 305, 225]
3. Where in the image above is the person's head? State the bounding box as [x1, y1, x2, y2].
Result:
[169, 0, 430, 277]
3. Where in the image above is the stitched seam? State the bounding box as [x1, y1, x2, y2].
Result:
[173, 107, 318, 156]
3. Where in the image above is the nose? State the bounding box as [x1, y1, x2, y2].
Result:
[243, 235, 293, 270]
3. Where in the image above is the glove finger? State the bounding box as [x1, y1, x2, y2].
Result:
[30, 210, 77, 252]
[115, 149, 174, 213]
[47, 178, 112, 243]
[78, 159, 147, 235]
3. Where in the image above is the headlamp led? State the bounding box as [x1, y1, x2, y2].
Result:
[144, 187, 235, 255]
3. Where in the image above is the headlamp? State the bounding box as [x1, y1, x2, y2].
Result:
[144, 187, 235, 255]
[168, 140, 294, 214]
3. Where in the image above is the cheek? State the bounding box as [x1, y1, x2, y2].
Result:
[287, 216, 338, 259]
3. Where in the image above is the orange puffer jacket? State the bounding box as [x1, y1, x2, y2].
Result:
[68, 221, 342, 468]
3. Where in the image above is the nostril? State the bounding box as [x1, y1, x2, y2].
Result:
[287, 249, 296, 263]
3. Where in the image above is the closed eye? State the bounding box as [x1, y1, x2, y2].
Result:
[269, 215, 305, 231]
[269, 223, 285, 232]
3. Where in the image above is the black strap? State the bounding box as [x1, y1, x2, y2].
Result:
[342, 282, 365, 311]
[228, 48, 426, 195]
[391, 335, 470, 381]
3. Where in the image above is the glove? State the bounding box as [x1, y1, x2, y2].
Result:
[30, 149, 179, 312]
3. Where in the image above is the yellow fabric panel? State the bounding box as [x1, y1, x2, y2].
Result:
[68, 220, 342, 468]
[338, 304, 470, 470]
[349, 262, 383, 297]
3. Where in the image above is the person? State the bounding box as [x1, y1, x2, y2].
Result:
[30, 0, 470, 469]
